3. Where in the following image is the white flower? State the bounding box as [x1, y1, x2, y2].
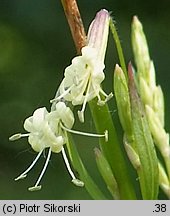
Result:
[9, 102, 82, 191]
[24, 102, 74, 153]
[9, 101, 107, 191]
[59, 46, 105, 105]
[51, 9, 113, 122]
[58, 46, 113, 123]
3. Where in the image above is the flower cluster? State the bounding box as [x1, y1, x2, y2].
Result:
[9, 9, 111, 191]
[131, 16, 170, 198]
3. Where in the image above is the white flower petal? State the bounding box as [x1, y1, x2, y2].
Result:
[32, 107, 48, 130]
[51, 136, 65, 153]
[55, 102, 74, 128]
[28, 134, 45, 152]
[24, 116, 34, 132]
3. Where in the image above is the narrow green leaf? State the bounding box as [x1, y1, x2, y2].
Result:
[128, 63, 159, 199]
[89, 100, 136, 199]
[109, 19, 127, 79]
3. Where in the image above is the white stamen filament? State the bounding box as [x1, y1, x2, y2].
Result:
[61, 147, 76, 180]
[28, 148, 52, 191]
[15, 150, 43, 181]
[61, 147, 84, 187]
[50, 85, 73, 103]
[60, 123, 108, 142]
[89, 77, 113, 106]
[100, 89, 113, 101]
[78, 77, 92, 123]
[97, 89, 113, 106]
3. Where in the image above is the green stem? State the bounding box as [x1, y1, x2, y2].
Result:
[109, 20, 127, 79]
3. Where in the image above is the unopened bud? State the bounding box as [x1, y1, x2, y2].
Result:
[158, 162, 170, 199]
[131, 16, 150, 78]
[94, 148, 120, 199]
[114, 64, 132, 140]
[124, 139, 141, 170]
[153, 86, 164, 127]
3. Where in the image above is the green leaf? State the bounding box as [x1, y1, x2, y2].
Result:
[89, 100, 136, 199]
[128, 64, 159, 199]
[109, 19, 127, 79]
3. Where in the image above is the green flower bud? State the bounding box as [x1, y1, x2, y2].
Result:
[153, 86, 164, 127]
[147, 61, 156, 92]
[158, 162, 170, 199]
[139, 76, 153, 106]
[94, 148, 120, 199]
[131, 16, 150, 79]
[124, 137, 141, 170]
[114, 64, 132, 140]
[145, 105, 169, 158]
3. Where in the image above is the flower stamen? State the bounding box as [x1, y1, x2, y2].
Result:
[28, 148, 52, 191]
[61, 147, 84, 187]
[60, 123, 108, 142]
[14, 150, 43, 181]
[9, 133, 29, 141]
[50, 85, 74, 104]
[77, 77, 92, 122]
[97, 90, 113, 106]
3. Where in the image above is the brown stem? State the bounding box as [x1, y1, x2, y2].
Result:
[61, 0, 87, 54]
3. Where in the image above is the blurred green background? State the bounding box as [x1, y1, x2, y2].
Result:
[0, 0, 170, 199]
